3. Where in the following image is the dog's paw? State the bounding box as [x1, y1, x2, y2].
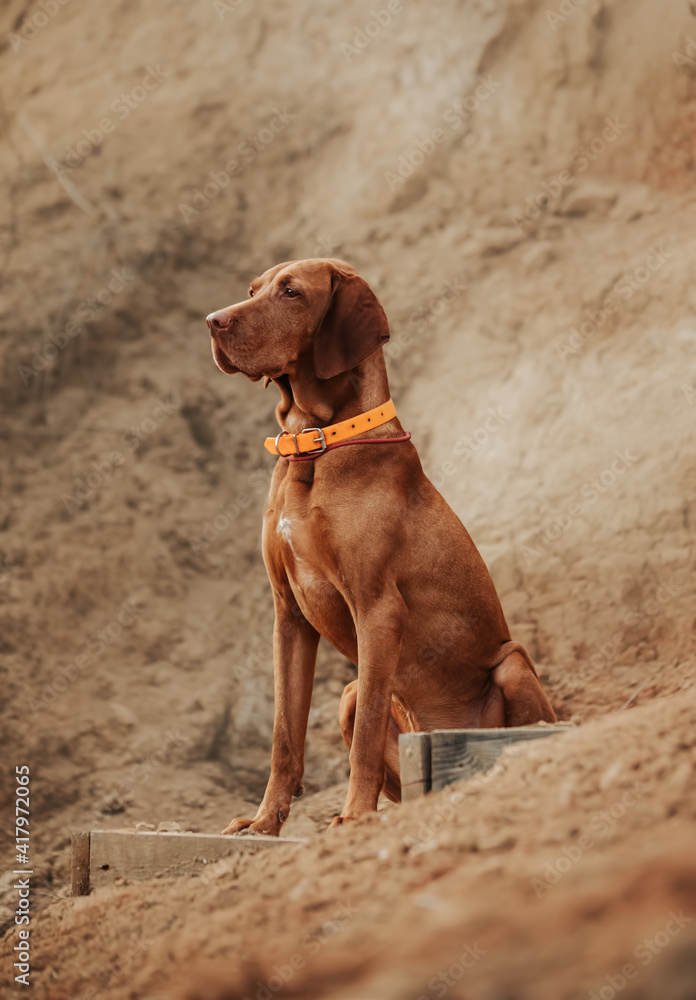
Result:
[220, 817, 255, 836]
[328, 814, 355, 829]
[221, 811, 285, 837]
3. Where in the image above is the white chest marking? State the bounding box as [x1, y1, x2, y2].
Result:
[276, 516, 293, 545]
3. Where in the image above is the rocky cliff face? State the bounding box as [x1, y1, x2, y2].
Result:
[1, 0, 695, 996]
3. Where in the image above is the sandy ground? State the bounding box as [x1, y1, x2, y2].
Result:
[1, 0, 695, 997]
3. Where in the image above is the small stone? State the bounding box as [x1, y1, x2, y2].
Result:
[409, 840, 438, 856]
[288, 878, 311, 902]
[414, 893, 442, 909]
[157, 821, 182, 832]
[135, 822, 156, 832]
[475, 226, 525, 255]
[558, 180, 618, 217]
[600, 761, 623, 789]
[110, 703, 138, 727]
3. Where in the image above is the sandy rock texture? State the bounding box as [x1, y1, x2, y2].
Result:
[0, 0, 695, 997]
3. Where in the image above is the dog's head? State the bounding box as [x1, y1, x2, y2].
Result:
[206, 258, 389, 382]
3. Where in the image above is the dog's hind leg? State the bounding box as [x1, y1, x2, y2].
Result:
[382, 712, 403, 802]
[338, 678, 359, 751]
[338, 681, 411, 804]
[489, 643, 556, 726]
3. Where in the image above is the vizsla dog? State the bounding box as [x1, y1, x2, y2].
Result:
[206, 258, 556, 835]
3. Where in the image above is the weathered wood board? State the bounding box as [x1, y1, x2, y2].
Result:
[71, 829, 306, 895]
[399, 724, 573, 799]
[430, 724, 573, 790]
[400, 732, 433, 802]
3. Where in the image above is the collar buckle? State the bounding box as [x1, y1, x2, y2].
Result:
[274, 430, 300, 456]
[300, 426, 327, 455]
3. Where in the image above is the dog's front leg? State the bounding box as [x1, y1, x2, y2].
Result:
[333, 594, 407, 826]
[222, 595, 319, 836]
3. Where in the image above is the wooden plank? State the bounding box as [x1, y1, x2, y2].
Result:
[71, 830, 90, 897]
[73, 830, 305, 893]
[399, 732, 432, 801]
[430, 724, 573, 792]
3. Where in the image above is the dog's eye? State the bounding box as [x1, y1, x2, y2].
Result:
[248, 289, 254, 297]
[284, 287, 297, 297]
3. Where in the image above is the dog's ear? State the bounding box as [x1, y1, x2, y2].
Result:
[313, 268, 390, 380]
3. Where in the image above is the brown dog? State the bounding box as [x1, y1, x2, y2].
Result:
[207, 258, 556, 835]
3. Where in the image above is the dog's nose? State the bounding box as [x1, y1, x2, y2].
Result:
[207, 310, 232, 333]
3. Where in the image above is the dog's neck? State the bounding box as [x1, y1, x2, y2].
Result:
[272, 350, 393, 435]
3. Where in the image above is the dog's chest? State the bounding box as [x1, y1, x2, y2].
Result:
[268, 474, 323, 563]
[266, 484, 352, 635]
[270, 506, 326, 591]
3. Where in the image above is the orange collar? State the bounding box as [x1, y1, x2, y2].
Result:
[264, 398, 397, 457]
